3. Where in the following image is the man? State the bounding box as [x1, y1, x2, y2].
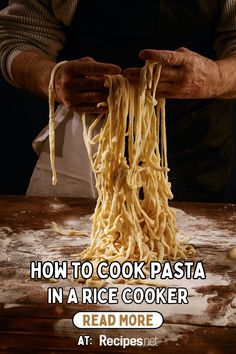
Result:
[0, 0, 236, 201]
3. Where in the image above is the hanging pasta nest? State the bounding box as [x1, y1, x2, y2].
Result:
[80, 62, 195, 276]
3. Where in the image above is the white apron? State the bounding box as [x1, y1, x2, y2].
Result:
[27, 105, 98, 198]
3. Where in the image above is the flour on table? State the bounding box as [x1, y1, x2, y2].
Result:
[0, 208, 235, 330]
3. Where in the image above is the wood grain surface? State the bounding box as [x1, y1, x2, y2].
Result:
[0, 196, 235, 354]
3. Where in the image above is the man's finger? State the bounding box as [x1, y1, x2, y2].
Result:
[76, 91, 108, 104]
[77, 56, 96, 63]
[175, 47, 190, 53]
[123, 65, 182, 84]
[139, 49, 186, 66]
[159, 66, 182, 82]
[176, 47, 202, 58]
[157, 81, 176, 94]
[123, 67, 141, 79]
[74, 103, 108, 114]
[156, 91, 176, 98]
[64, 60, 121, 76]
[64, 91, 107, 106]
[62, 77, 108, 92]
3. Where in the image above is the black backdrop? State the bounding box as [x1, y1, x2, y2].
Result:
[0, 1, 48, 194]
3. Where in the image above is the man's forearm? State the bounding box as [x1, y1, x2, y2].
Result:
[11, 51, 56, 99]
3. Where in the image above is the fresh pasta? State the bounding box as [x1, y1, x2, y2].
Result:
[49, 61, 195, 283]
[79, 62, 194, 275]
[48, 60, 68, 185]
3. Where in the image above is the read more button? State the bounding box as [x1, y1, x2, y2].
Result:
[73, 311, 163, 329]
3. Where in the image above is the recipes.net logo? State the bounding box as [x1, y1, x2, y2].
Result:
[99, 335, 159, 348]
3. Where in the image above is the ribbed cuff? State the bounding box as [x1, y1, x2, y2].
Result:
[218, 42, 236, 59]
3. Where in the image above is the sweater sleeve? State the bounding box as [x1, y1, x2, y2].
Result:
[0, 0, 78, 85]
[214, 0, 236, 58]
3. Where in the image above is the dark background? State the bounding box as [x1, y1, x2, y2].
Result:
[0, 1, 235, 201]
[0, 74, 48, 195]
[0, 1, 48, 195]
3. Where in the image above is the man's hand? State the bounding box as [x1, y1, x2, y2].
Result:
[11, 52, 122, 112]
[124, 48, 232, 99]
[54, 57, 121, 113]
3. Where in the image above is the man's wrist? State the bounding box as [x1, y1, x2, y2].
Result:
[11, 51, 56, 98]
[215, 54, 236, 99]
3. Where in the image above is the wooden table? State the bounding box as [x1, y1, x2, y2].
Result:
[0, 196, 235, 354]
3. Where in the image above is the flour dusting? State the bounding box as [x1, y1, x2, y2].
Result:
[0, 207, 235, 336]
